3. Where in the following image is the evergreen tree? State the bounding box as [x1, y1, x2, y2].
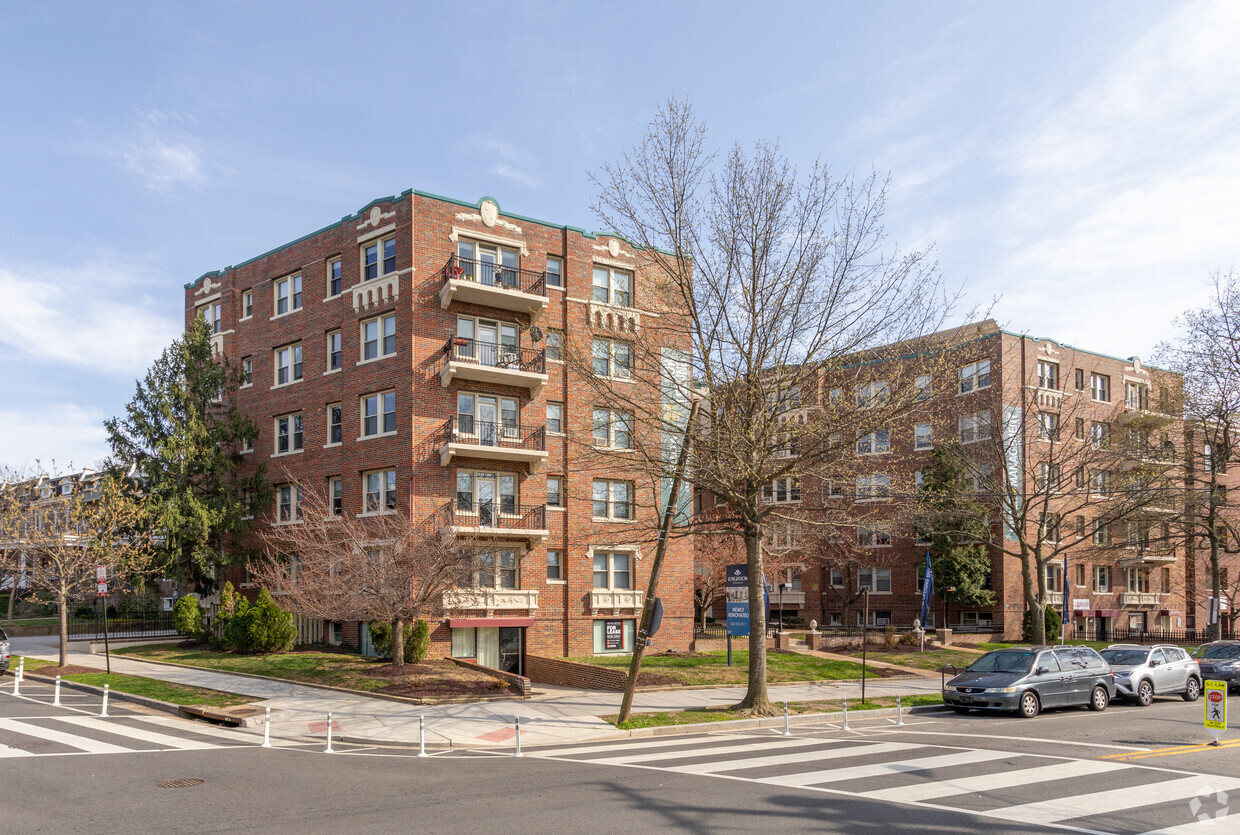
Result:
[104, 317, 268, 590]
[917, 443, 996, 609]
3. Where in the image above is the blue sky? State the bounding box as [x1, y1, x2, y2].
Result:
[1, 1, 1236, 468]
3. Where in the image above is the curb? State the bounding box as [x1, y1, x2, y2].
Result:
[5, 668, 189, 720]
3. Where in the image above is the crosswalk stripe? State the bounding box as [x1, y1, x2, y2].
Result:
[858, 758, 1124, 802]
[531, 734, 749, 758]
[0, 718, 134, 754]
[757, 748, 1015, 788]
[585, 736, 843, 766]
[977, 775, 1240, 826]
[0, 743, 37, 758]
[123, 715, 260, 746]
[1139, 818, 1236, 834]
[52, 716, 217, 750]
[667, 741, 922, 775]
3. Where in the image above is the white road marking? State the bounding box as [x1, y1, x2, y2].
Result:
[585, 736, 841, 765]
[530, 734, 749, 758]
[52, 716, 217, 750]
[976, 775, 1240, 826]
[0, 718, 133, 754]
[667, 741, 922, 775]
[757, 748, 1015, 788]
[859, 758, 1125, 802]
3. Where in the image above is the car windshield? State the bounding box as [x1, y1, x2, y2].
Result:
[967, 651, 1035, 674]
[1202, 644, 1240, 660]
[1100, 649, 1149, 666]
[0, 625, 7, 641]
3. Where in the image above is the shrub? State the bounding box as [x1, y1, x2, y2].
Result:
[1021, 605, 1063, 643]
[368, 618, 430, 663]
[173, 595, 205, 638]
[74, 605, 97, 620]
[106, 604, 118, 618]
[236, 589, 296, 654]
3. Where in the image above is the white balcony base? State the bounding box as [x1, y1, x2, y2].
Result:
[441, 361, 547, 397]
[440, 279, 547, 322]
[443, 588, 539, 616]
[1118, 592, 1162, 607]
[591, 589, 645, 613]
[440, 441, 548, 472]
[443, 523, 548, 547]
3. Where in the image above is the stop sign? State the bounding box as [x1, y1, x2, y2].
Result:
[1208, 690, 1224, 704]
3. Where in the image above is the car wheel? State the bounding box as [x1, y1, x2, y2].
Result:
[951, 706, 971, 714]
[1183, 677, 1201, 702]
[1136, 680, 1154, 706]
[1019, 691, 1040, 718]
[1089, 685, 1110, 712]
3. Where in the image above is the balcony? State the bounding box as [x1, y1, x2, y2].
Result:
[440, 338, 547, 397]
[1046, 591, 1064, 608]
[443, 587, 539, 616]
[591, 589, 645, 613]
[1118, 551, 1177, 567]
[440, 501, 548, 547]
[439, 418, 548, 472]
[439, 256, 548, 322]
[1118, 592, 1161, 607]
[350, 273, 400, 313]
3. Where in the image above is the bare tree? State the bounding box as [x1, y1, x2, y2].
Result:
[582, 98, 959, 714]
[0, 467, 158, 666]
[252, 485, 471, 668]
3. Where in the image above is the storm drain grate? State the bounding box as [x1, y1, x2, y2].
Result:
[156, 778, 204, 789]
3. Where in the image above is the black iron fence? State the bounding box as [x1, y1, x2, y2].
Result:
[1085, 625, 1236, 645]
[442, 255, 547, 296]
[443, 417, 546, 452]
[66, 611, 176, 639]
[444, 338, 546, 375]
[440, 500, 547, 532]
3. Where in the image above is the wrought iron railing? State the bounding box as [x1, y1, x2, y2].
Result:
[443, 338, 546, 375]
[442, 417, 546, 452]
[441, 500, 547, 532]
[66, 611, 176, 638]
[442, 255, 547, 297]
[1087, 626, 1235, 645]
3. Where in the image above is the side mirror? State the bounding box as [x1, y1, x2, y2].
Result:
[1149, 659, 1160, 667]
[1035, 666, 1050, 676]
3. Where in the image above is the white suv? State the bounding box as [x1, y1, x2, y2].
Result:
[1100, 644, 1202, 705]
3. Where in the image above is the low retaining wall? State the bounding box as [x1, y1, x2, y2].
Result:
[525, 655, 627, 691]
[447, 656, 530, 696]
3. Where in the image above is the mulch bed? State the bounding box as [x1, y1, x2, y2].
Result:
[25, 665, 98, 677]
[366, 660, 520, 698]
[635, 672, 682, 687]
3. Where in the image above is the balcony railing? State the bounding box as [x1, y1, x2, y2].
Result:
[439, 417, 548, 471]
[443, 587, 539, 614]
[439, 256, 549, 320]
[1118, 592, 1161, 607]
[440, 338, 547, 396]
[440, 500, 548, 543]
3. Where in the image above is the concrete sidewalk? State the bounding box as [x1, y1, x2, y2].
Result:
[10, 636, 943, 750]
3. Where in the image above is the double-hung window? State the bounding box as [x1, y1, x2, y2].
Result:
[592, 408, 633, 449]
[545, 256, 563, 289]
[959, 411, 991, 443]
[915, 374, 932, 401]
[327, 257, 342, 297]
[274, 413, 303, 455]
[546, 402, 564, 434]
[856, 430, 890, 454]
[361, 313, 396, 361]
[241, 290, 253, 319]
[959, 359, 991, 393]
[914, 423, 933, 450]
[1094, 565, 1111, 592]
[1091, 421, 1110, 447]
[1037, 463, 1060, 491]
[592, 266, 632, 307]
[763, 477, 801, 503]
[363, 469, 396, 513]
[361, 391, 396, 437]
[274, 343, 303, 386]
[327, 403, 342, 445]
[1091, 470, 1110, 496]
[545, 329, 564, 362]
[856, 381, 889, 408]
[593, 551, 632, 588]
[857, 526, 892, 547]
[328, 477, 342, 516]
[363, 236, 396, 280]
[274, 274, 302, 316]
[547, 476, 564, 508]
[276, 483, 303, 523]
[855, 474, 891, 501]
[857, 567, 892, 593]
[592, 480, 632, 519]
[592, 338, 632, 378]
[1037, 412, 1059, 441]
[202, 302, 222, 333]
[546, 549, 563, 580]
[1038, 361, 1059, 389]
[241, 357, 253, 387]
[1091, 373, 1111, 402]
[327, 330, 341, 371]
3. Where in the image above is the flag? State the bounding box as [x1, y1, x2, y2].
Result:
[920, 549, 934, 627]
[1062, 553, 1070, 627]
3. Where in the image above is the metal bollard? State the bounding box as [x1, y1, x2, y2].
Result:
[841, 696, 849, 731]
[418, 715, 428, 757]
[896, 695, 905, 726]
[513, 716, 523, 758]
[12, 673, 18, 696]
[324, 711, 335, 753]
[261, 707, 272, 748]
[100, 684, 110, 717]
[53, 676, 61, 707]
[782, 701, 792, 736]
[17, 657, 24, 682]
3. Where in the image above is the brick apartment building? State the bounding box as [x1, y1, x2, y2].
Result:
[184, 191, 694, 673]
[704, 320, 1231, 642]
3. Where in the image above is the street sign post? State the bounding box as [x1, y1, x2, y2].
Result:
[1204, 679, 1227, 746]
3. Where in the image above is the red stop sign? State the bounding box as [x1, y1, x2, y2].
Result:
[1208, 691, 1224, 703]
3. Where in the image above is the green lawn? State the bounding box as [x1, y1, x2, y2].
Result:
[978, 640, 1109, 652]
[838, 648, 985, 673]
[573, 650, 879, 686]
[605, 693, 943, 730]
[115, 644, 398, 692]
[16, 656, 251, 707]
[0, 617, 63, 628]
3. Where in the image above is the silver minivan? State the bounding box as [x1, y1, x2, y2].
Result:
[1100, 644, 1202, 705]
[943, 645, 1116, 718]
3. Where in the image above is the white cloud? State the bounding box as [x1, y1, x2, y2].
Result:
[0, 260, 181, 377]
[0, 403, 110, 473]
[467, 135, 540, 188]
[117, 110, 206, 191]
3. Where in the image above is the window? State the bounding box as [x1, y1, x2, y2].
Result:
[241, 432, 254, 453]
[914, 423, 933, 450]
[773, 430, 798, 458]
[593, 408, 633, 449]
[274, 274, 302, 316]
[1161, 566, 1172, 593]
[457, 240, 519, 287]
[915, 374, 932, 401]
[361, 391, 396, 437]
[363, 236, 396, 280]
[827, 480, 845, 498]
[592, 550, 632, 588]
[959, 359, 991, 394]
[1125, 382, 1148, 410]
[241, 488, 255, 519]
[546, 329, 564, 362]
[201, 301, 222, 333]
[544, 402, 563, 435]
[593, 480, 632, 519]
[1093, 519, 1109, 546]
[1037, 463, 1060, 491]
[363, 469, 397, 513]
[1075, 564, 1086, 587]
[1041, 562, 1063, 592]
[327, 330, 341, 372]
[547, 476, 564, 508]
[242, 290, 253, 319]
[763, 477, 801, 503]
[327, 257, 342, 297]
[274, 343, 303, 386]
[361, 313, 396, 361]
[276, 483, 303, 523]
[274, 413, 303, 455]
[1074, 417, 1085, 440]
[1037, 361, 1059, 389]
[1075, 368, 1086, 391]
[1090, 421, 1110, 447]
[1094, 565, 1111, 592]
[1090, 373, 1110, 402]
[959, 411, 991, 443]
[1091, 470, 1110, 496]
[856, 381, 890, 408]
[327, 403, 342, 445]
[1037, 412, 1059, 441]
[1039, 512, 1061, 542]
[829, 569, 844, 588]
[857, 567, 892, 593]
[828, 388, 842, 406]
[462, 550, 519, 590]
[328, 477, 342, 516]
[857, 525, 892, 547]
[915, 471, 925, 493]
[545, 256, 563, 288]
[547, 549, 563, 581]
[455, 393, 518, 440]
[241, 357, 252, 387]
[915, 526, 932, 546]
[455, 471, 517, 518]
[592, 265, 633, 307]
[1126, 567, 1150, 593]
[856, 430, 891, 455]
[1075, 515, 1086, 538]
[855, 474, 891, 501]
[767, 386, 802, 413]
[592, 338, 632, 378]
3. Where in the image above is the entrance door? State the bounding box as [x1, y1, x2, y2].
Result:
[477, 247, 498, 287]
[476, 474, 496, 526]
[477, 397, 498, 446]
[477, 321, 498, 366]
[499, 627, 523, 675]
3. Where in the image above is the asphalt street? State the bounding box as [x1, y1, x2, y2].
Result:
[2, 677, 1238, 834]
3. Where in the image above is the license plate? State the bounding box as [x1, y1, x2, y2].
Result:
[959, 696, 973, 704]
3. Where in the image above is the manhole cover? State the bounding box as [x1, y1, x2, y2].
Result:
[7, 741, 52, 751]
[156, 779, 204, 789]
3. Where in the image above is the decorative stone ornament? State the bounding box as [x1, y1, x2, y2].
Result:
[480, 199, 499, 228]
[607, 239, 620, 257]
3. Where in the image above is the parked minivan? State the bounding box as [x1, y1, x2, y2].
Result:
[943, 645, 1116, 718]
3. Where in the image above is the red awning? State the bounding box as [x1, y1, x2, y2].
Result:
[1097, 609, 1122, 617]
[1158, 609, 1182, 616]
[448, 617, 534, 628]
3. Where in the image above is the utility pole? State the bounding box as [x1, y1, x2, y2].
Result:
[618, 399, 699, 725]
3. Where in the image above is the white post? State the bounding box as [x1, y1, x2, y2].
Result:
[11, 672, 18, 696]
[100, 684, 110, 717]
[782, 701, 792, 737]
[17, 657, 24, 681]
[261, 707, 271, 748]
[513, 716, 523, 758]
[841, 696, 849, 731]
[896, 695, 905, 726]
[324, 711, 335, 753]
[418, 715, 428, 757]
[53, 676, 61, 707]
